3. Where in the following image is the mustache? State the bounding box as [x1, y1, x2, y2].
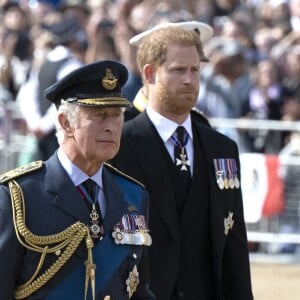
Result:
[178, 87, 198, 94]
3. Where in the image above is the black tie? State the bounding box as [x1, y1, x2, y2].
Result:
[83, 179, 103, 240]
[173, 126, 191, 177]
[83, 179, 101, 214]
[173, 126, 192, 216]
[83, 179, 96, 200]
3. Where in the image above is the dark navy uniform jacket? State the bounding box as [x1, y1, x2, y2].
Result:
[0, 153, 155, 300]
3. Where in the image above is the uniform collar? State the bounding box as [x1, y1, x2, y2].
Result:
[132, 88, 148, 112]
[57, 148, 103, 188]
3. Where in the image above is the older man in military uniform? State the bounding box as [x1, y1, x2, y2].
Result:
[0, 60, 154, 300]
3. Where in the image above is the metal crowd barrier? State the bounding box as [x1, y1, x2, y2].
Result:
[210, 118, 300, 260]
[0, 100, 32, 173]
[209, 117, 300, 132]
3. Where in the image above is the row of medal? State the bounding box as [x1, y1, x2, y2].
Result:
[213, 158, 240, 190]
[112, 214, 152, 246]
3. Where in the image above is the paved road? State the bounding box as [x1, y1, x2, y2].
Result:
[251, 262, 300, 299]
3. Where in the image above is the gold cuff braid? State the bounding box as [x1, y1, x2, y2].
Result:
[9, 180, 89, 299]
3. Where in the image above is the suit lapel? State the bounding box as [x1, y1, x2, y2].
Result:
[45, 155, 130, 233]
[102, 167, 129, 232]
[130, 113, 179, 239]
[44, 154, 90, 225]
[190, 122, 227, 252]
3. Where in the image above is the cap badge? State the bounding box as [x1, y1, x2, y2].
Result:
[102, 68, 117, 90]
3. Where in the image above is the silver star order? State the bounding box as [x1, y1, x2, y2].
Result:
[176, 154, 191, 171]
[224, 212, 234, 235]
[126, 265, 139, 298]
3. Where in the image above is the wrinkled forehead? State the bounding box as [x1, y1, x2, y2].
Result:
[79, 105, 125, 114]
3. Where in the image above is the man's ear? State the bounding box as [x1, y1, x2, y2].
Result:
[143, 64, 155, 84]
[58, 113, 73, 137]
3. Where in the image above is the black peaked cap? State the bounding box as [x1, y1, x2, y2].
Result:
[44, 60, 130, 108]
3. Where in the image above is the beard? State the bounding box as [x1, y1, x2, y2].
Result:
[156, 82, 198, 115]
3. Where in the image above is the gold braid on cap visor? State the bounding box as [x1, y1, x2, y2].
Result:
[77, 97, 131, 106]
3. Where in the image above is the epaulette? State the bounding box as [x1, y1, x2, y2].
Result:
[0, 160, 43, 184]
[191, 107, 211, 127]
[104, 163, 145, 188]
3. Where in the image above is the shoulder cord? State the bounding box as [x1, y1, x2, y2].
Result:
[9, 180, 96, 300]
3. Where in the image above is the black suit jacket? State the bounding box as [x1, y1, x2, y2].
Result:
[112, 111, 253, 300]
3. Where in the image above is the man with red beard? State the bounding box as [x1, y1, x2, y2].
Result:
[111, 25, 253, 300]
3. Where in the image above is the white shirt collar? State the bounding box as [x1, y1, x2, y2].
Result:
[57, 148, 103, 188]
[146, 106, 193, 142]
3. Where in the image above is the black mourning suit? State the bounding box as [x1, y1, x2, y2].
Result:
[112, 111, 253, 300]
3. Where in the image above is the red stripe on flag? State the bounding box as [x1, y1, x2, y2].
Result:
[262, 155, 285, 218]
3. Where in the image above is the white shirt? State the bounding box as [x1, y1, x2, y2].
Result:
[57, 148, 106, 217]
[146, 106, 194, 175]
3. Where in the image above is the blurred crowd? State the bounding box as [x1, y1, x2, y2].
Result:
[0, 0, 300, 163]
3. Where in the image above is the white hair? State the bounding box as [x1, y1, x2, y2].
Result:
[55, 100, 79, 144]
[55, 101, 126, 143]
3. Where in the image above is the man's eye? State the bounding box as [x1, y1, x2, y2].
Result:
[93, 112, 122, 119]
[112, 112, 122, 118]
